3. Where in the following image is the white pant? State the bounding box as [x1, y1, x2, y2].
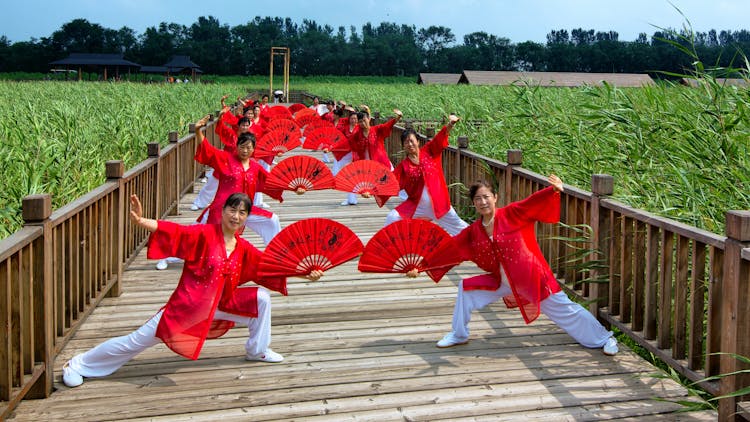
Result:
[200, 209, 280, 245]
[255, 160, 272, 207]
[193, 169, 218, 209]
[385, 188, 468, 236]
[68, 288, 273, 378]
[448, 270, 612, 348]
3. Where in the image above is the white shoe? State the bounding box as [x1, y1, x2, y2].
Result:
[340, 200, 357, 206]
[602, 337, 619, 356]
[246, 349, 284, 363]
[199, 177, 208, 183]
[190, 204, 200, 211]
[155, 259, 168, 270]
[62, 362, 83, 388]
[436, 333, 469, 348]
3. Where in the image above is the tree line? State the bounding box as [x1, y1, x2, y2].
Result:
[1, 16, 748, 77]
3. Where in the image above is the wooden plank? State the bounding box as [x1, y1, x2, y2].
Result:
[657, 230, 674, 350]
[0, 260, 11, 400]
[644, 225, 659, 339]
[705, 247, 723, 376]
[620, 216, 633, 323]
[688, 241, 706, 370]
[631, 220, 645, 331]
[673, 235, 689, 359]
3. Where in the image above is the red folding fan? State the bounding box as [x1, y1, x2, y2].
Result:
[302, 118, 335, 134]
[295, 112, 321, 128]
[258, 218, 364, 277]
[265, 118, 300, 135]
[262, 105, 292, 120]
[334, 160, 400, 207]
[256, 129, 301, 158]
[358, 219, 462, 282]
[288, 103, 307, 113]
[265, 155, 335, 193]
[302, 126, 345, 151]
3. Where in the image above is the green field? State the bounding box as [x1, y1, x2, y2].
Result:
[0, 76, 748, 239]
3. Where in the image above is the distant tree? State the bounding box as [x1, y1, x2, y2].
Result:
[50, 19, 107, 54]
[188, 16, 232, 74]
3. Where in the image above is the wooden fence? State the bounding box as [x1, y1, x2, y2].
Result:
[1, 99, 748, 421]
[0, 113, 225, 420]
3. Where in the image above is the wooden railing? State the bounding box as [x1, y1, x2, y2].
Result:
[2, 102, 748, 420]
[0, 114, 225, 419]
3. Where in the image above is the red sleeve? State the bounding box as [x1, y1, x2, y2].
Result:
[215, 116, 237, 149]
[375, 118, 398, 140]
[195, 139, 227, 174]
[238, 244, 288, 295]
[146, 221, 205, 261]
[424, 125, 449, 158]
[452, 224, 475, 262]
[504, 186, 561, 225]
[256, 165, 284, 202]
[392, 162, 405, 189]
[222, 112, 239, 126]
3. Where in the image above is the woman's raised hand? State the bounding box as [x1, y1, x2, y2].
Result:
[548, 174, 564, 192]
[448, 114, 460, 125]
[129, 194, 143, 225]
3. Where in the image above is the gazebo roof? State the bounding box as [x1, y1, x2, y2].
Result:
[459, 70, 654, 87]
[49, 53, 141, 68]
[417, 73, 461, 85]
[163, 55, 202, 73]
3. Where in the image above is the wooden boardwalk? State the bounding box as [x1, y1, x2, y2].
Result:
[8, 152, 717, 421]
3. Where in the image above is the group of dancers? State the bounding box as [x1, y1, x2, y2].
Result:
[61, 96, 617, 389]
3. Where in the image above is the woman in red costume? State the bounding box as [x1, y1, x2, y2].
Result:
[435, 175, 618, 356]
[385, 114, 468, 235]
[338, 108, 402, 205]
[62, 193, 324, 388]
[193, 116, 282, 239]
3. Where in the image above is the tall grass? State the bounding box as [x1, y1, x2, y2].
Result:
[0, 81, 247, 238]
[298, 78, 749, 234]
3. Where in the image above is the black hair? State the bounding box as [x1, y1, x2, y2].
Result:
[355, 111, 366, 121]
[468, 180, 497, 200]
[401, 128, 418, 145]
[238, 117, 251, 126]
[261, 94, 269, 100]
[237, 132, 256, 148]
[223, 193, 253, 214]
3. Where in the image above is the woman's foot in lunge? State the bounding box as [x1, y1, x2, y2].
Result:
[436, 332, 469, 348]
[62, 362, 83, 388]
[245, 348, 284, 363]
[602, 337, 618, 356]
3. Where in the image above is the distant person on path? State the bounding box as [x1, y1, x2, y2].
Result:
[434, 175, 619, 356]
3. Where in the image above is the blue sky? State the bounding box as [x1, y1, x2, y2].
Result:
[4, 0, 749, 44]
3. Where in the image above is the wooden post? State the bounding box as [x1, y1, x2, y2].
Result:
[589, 174, 614, 316]
[169, 132, 180, 216]
[148, 143, 161, 218]
[457, 136, 469, 149]
[719, 210, 750, 421]
[505, 150, 522, 205]
[453, 136, 469, 206]
[21, 194, 54, 399]
[105, 161, 124, 298]
[425, 127, 436, 138]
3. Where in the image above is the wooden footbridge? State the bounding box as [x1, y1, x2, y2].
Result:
[4, 98, 747, 420]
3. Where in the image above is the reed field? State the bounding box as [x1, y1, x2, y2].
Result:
[298, 77, 750, 234]
[1, 76, 748, 239]
[0, 80, 247, 238]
